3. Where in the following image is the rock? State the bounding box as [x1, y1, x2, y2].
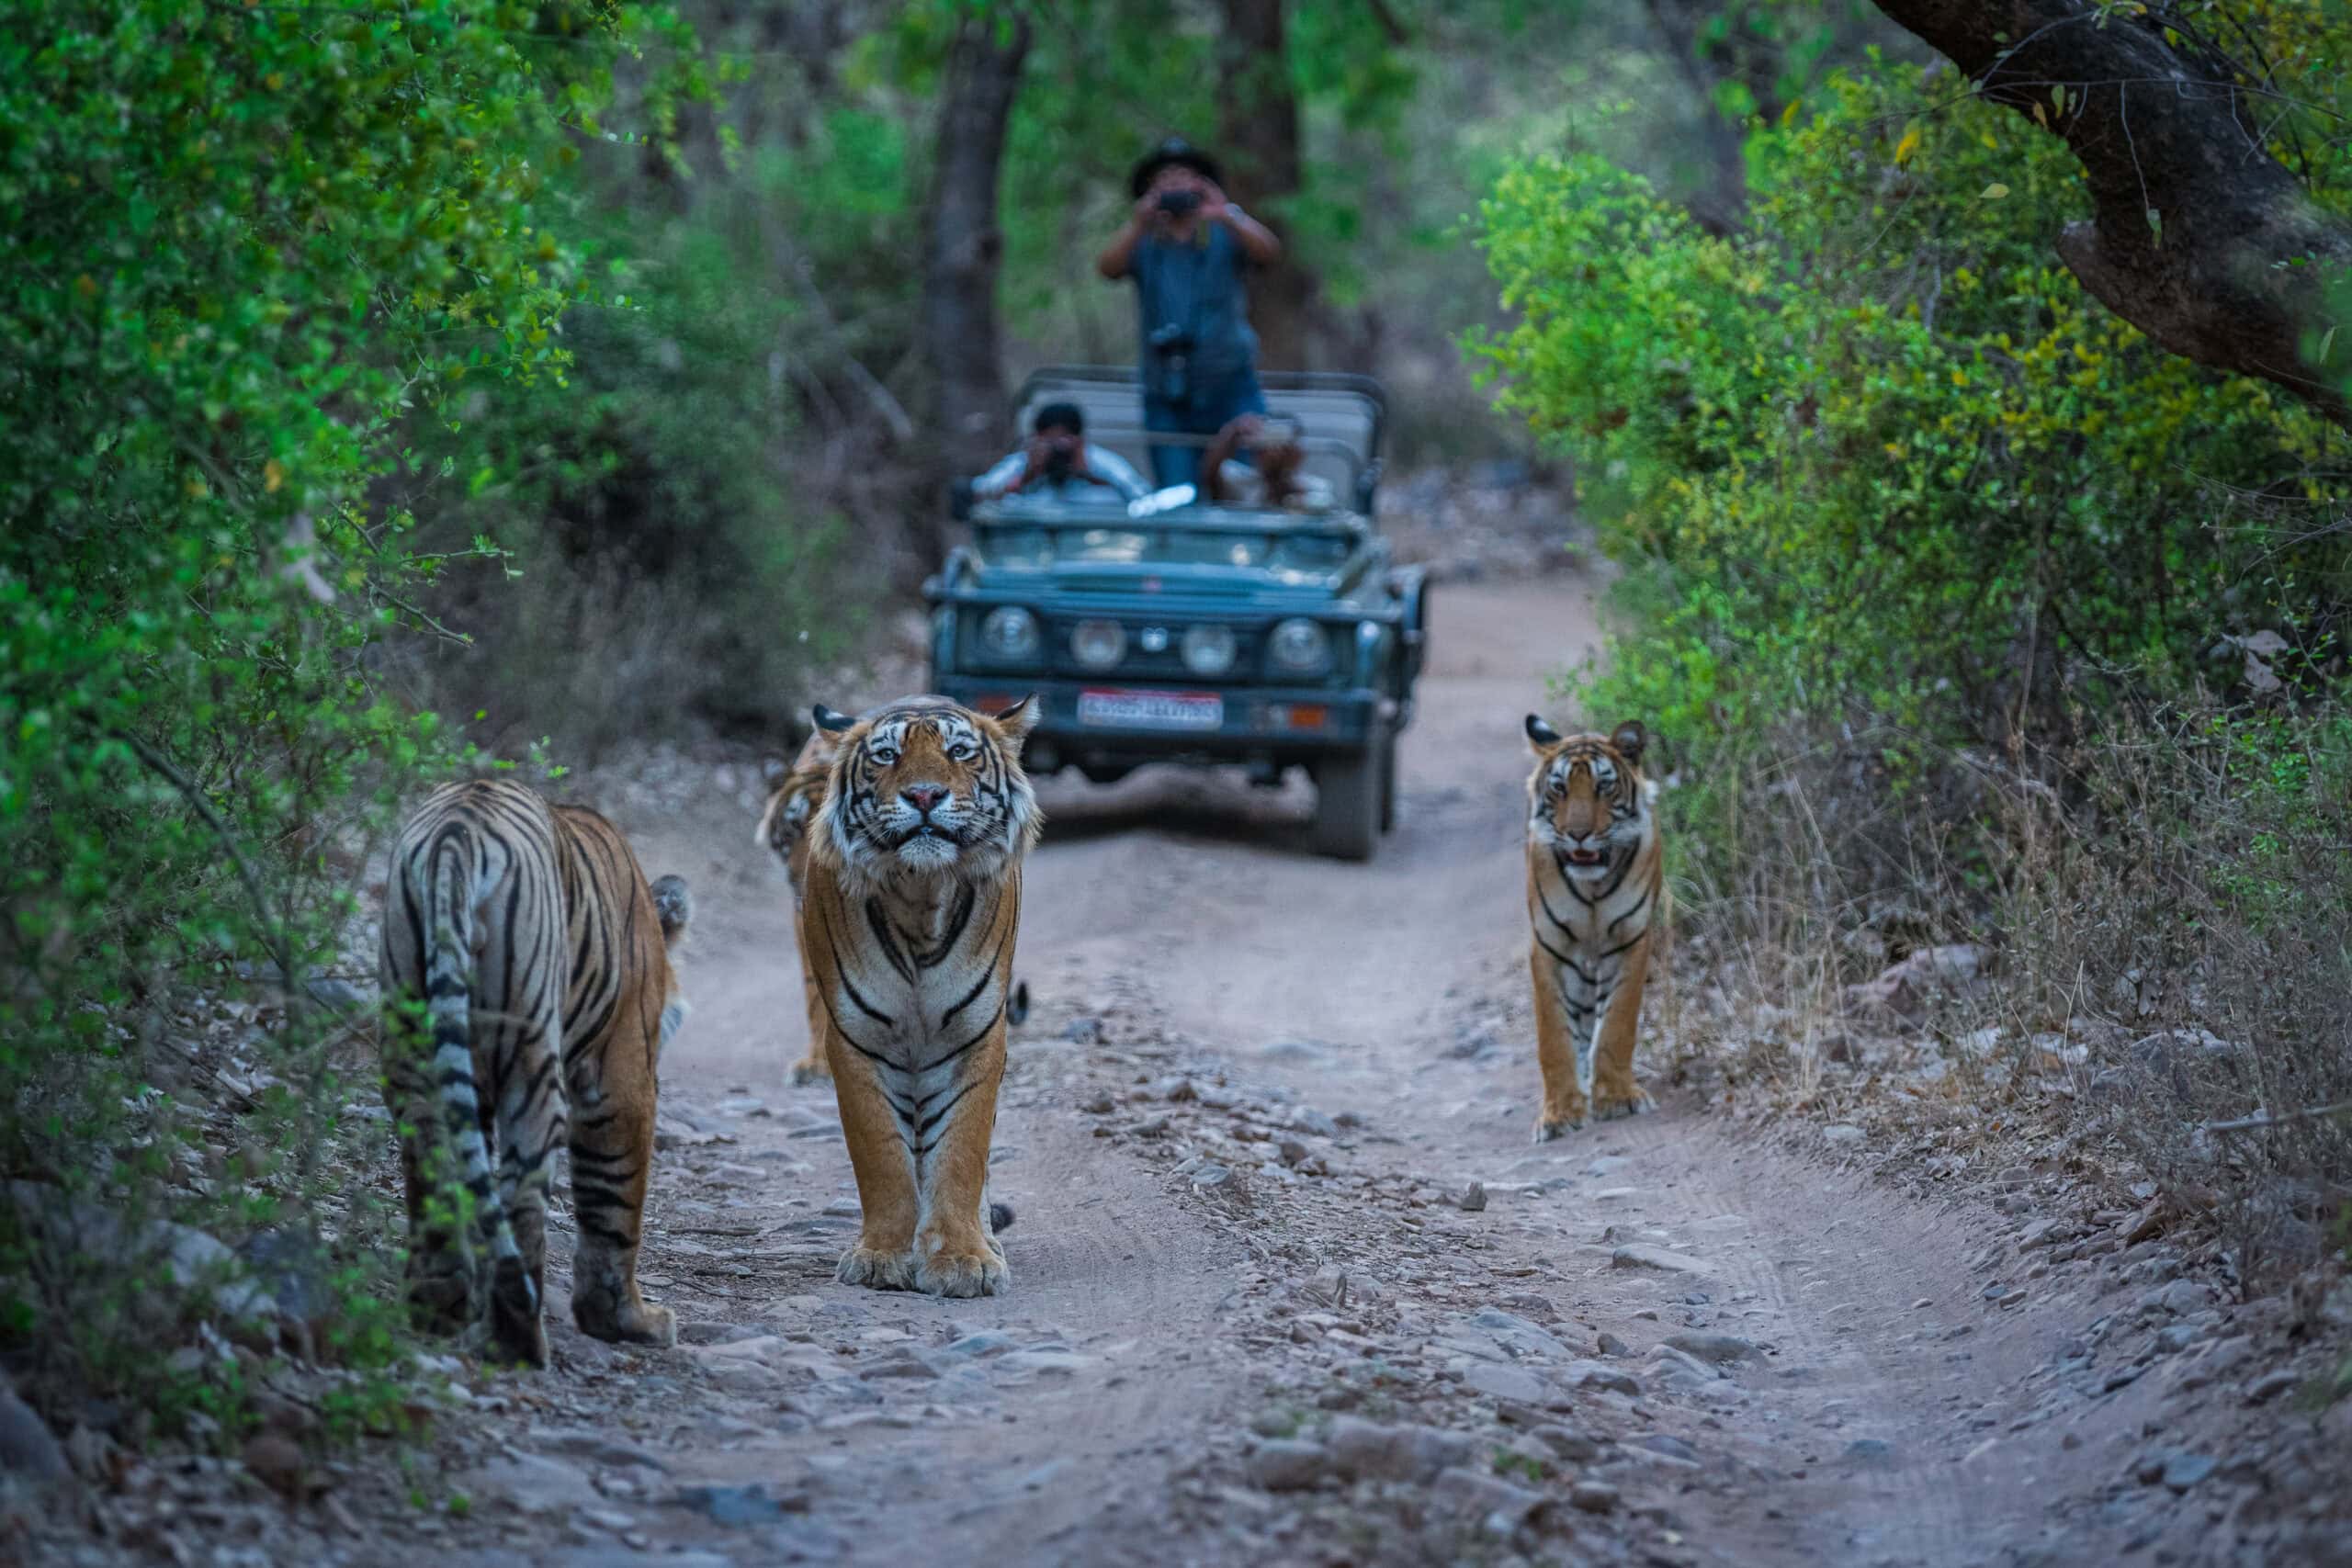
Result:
[1822, 1124, 1866, 1147]
[468, 1452, 605, 1516]
[668, 1482, 803, 1527]
[2138, 1280, 2212, 1318]
[2161, 1452, 2217, 1492]
[1080, 1095, 1115, 1115]
[1596, 1332, 1633, 1359]
[1247, 1439, 1329, 1492]
[1432, 1466, 1546, 1528]
[1190, 1164, 1233, 1190]
[0, 1382, 67, 1482]
[1664, 1332, 1758, 1364]
[996, 1349, 1092, 1377]
[1464, 1362, 1551, 1404]
[242, 1430, 309, 1500]
[1611, 1244, 1712, 1276]
[1324, 1416, 1474, 1483]
[1844, 944, 1985, 1020]
[1561, 1361, 1642, 1396]
[1458, 1182, 1488, 1213]
[1289, 1106, 1340, 1137]
[1277, 1139, 1312, 1168]
[944, 1330, 1020, 1358]
[2245, 1369, 2300, 1404]
[1638, 1434, 1701, 1463]
[6, 1181, 278, 1324]
[1570, 1480, 1620, 1514]
[526, 1427, 670, 1472]
[1840, 1438, 1895, 1468]
[1532, 1425, 1601, 1462]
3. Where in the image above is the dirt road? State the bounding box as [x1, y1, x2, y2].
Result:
[415, 577, 2207, 1568]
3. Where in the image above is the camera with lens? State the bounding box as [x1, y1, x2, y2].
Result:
[1156, 187, 1203, 217]
[1146, 322, 1193, 402]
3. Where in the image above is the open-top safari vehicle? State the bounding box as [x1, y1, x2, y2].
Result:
[923, 366, 1430, 861]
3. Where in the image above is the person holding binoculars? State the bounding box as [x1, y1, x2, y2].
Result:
[1096, 138, 1283, 490]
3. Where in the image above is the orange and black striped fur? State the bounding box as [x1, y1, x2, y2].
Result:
[379, 779, 691, 1366]
[1524, 716, 1665, 1141]
[755, 727, 843, 1086]
[799, 694, 1038, 1297]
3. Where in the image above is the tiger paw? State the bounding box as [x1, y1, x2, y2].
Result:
[789, 1054, 831, 1086]
[835, 1245, 916, 1292]
[1590, 1091, 1655, 1122]
[572, 1289, 676, 1348]
[914, 1245, 1007, 1300]
[1533, 1104, 1588, 1143]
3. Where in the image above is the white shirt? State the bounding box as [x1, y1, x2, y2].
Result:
[971, 442, 1149, 503]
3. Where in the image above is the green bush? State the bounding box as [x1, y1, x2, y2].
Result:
[1473, 58, 2345, 895]
[0, 0, 700, 1436]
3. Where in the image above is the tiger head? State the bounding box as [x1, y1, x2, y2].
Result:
[1524, 715, 1655, 883]
[754, 725, 843, 874]
[808, 694, 1042, 888]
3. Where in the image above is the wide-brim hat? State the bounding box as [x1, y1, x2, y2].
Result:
[1130, 137, 1223, 197]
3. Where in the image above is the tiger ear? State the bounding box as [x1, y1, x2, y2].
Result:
[989, 694, 1041, 752]
[760, 755, 790, 788]
[1525, 713, 1563, 753]
[812, 704, 856, 734]
[1610, 720, 1647, 764]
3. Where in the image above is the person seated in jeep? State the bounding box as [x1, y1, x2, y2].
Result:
[1201, 413, 1334, 513]
[970, 401, 1149, 504]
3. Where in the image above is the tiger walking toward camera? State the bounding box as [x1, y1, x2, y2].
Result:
[1523, 716, 1665, 1140]
[797, 694, 1039, 1297]
[379, 779, 692, 1366]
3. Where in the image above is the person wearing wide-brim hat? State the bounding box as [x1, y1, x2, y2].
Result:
[1097, 137, 1283, 491]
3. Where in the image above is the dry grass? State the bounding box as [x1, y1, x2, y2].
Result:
[1666, 701, 2352, 1288]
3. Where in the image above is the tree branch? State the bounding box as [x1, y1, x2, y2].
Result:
[118, 731, 304, 1020]
[1870, 0, 2352, 427]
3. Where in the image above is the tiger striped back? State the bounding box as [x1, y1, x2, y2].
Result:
[379, 779, 691, 1367]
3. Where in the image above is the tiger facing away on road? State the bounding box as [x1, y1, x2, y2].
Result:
[379, 779, 692, 1366]
[1523, 716, 1666, 1141]
[797, 694, 1039, 1297]
[757, 724, 1029, 1087]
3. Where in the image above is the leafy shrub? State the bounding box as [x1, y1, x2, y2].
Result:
[0, 0, 700, 1437]
[1473, 58, 2345, 905]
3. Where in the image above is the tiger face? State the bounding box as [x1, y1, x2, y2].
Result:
[756, 727, 842, 890]
[1525, 716, 1654, 884]
[810, 694, 1041, 888]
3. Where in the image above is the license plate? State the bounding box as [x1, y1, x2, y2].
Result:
[1077, 688, 1225, 730]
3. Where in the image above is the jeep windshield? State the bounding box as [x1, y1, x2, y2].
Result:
[972, 510, 1363, 575]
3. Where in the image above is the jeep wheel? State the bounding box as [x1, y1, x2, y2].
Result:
[1313, 739, 1382, 862]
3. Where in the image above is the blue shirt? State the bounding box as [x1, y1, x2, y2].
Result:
[1130, 222, 1258, 381]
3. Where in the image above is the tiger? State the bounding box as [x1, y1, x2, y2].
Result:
[797, 694, 1039, 1297]
[1523, 716, 1666, 1141]
[378, 778, 692, 1367]
[754, 726, 844, 1086]
[758, 725, 1031, 1088]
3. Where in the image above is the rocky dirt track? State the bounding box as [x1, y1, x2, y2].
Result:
[38, 573, 2346, 1567]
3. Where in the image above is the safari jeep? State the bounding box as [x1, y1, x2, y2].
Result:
[924, 367, 1430, 861]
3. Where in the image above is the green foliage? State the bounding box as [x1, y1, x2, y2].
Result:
[0, 0, 699, 1436]
[1474, 56, 2348, 873]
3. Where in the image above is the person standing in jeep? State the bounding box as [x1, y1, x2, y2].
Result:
[1096, 138, 1283, 491]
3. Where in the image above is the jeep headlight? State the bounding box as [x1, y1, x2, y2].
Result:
[979, 606, 1040, 662]
[1268, 616, 1331, 678]
[1181, 623, 1238, 677]
[1070, 618, 1127, 671]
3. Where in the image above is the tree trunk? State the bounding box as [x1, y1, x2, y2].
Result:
[1216, 0, 1311, 370]
[1870, 0, 2351, 427]
[921, 14, 1032, 508]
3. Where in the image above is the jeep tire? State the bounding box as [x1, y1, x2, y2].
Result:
[1313, 736, 1383, 862]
